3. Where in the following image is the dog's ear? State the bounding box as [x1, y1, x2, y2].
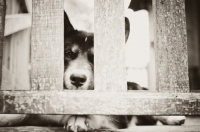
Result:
[125, 17, 130, 43]
[64, 11, 74, 36]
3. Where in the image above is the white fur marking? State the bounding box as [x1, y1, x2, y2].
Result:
[85, 37, 87, 42]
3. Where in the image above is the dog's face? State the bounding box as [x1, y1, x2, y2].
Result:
[64, 30, 94, 90]
[64, 12, 94, 90]
[64, 11, 129, 90]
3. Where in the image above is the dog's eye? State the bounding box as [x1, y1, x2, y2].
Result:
[65, 50, 74, 59]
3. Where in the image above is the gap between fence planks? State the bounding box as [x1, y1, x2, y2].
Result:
[153, 0, 189, 93]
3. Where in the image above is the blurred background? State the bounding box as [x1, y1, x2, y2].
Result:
[2, 0, 200, 92]
[2, 0, 31, 90]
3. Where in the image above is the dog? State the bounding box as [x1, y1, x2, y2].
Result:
[62, 11, 186, 131]
[0, 11, 185, 131]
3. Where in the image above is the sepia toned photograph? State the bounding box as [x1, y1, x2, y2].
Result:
[0, 0, 200, 131]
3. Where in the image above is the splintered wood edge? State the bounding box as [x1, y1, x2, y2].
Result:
[0, 91, 199, 115]
[1, 126, 200, 132]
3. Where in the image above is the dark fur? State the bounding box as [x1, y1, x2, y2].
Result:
[63, 11, 185, 131]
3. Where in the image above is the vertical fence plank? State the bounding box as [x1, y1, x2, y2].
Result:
[31, 0, 63, 90]
[153, 0, 189, 93]
[0, 0, 6, 89]
[94, 0, 126, 92]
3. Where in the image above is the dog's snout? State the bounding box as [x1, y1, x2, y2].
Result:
[70, 74, 87, 88]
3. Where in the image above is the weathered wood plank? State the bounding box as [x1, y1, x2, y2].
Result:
[0, 0, 6, 90]
[4, 14, 31, 36]
[1, 126, 200, 132]
[94, 0, 126, 92]
[0, 91, 199, 115]
[0, 127, 66, 132]
[31, 0, 63, 90]
[153, 0, 189, 93]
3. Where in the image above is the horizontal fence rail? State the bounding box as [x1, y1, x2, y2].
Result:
[0, 91, 199, 115]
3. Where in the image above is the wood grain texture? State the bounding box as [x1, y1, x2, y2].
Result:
[0, 0, 6, 90]
[153, 0, 189, 93]
[94, 0, 126, 92]
[0, 91, 199, 115]
[0, 127, 66, 132]
[31, 0, 63, 90]
[1, 126, 200, 132]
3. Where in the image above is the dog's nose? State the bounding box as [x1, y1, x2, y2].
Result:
[70, 74, 87, 88]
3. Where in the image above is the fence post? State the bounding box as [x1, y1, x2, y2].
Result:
[94, 0, 126, 91]
[153, 0, 189, 93]
[31, 0, 64, 90]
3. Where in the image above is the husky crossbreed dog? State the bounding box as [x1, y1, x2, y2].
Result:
[62, 11, 185, 131]
[0, 11, 185, 132]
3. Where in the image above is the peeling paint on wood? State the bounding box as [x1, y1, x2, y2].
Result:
[0, 91, 199, 115]
[94, 0, 126, 92]
[0, 0, 6, 90]
[31, 0, 64, 90]
[153, 0, 189, 93]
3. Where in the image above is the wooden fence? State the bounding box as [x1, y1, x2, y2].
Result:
[0, 0, 200, 131]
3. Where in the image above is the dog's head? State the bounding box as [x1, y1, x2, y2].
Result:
[64, 11, 94, 90]
[64, 11, 130, 90]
